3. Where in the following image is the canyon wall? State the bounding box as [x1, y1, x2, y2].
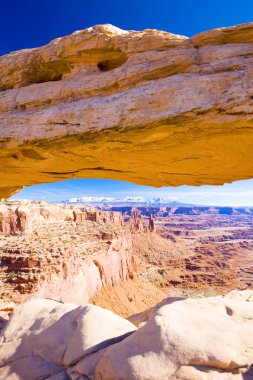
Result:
[0, 204, 33, 236]
[37, 234, 133, 304]
[1, 233, 133, 305]
[0, 202, 132, 305]
[0, 201, 123, 235]
[1, 23, 253, 198]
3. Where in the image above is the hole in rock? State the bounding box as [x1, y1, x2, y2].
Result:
[97, 54, 128, 71]
[225, 306, 234, 316]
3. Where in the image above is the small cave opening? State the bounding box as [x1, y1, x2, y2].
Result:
[97, 54, 128, 72]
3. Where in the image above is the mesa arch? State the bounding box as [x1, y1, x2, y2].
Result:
[1, 22, 253, 199]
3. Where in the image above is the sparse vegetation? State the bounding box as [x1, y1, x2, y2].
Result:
[7, 271, 18, 279]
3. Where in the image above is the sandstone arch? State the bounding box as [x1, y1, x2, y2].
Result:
[1, 23, 253, 198]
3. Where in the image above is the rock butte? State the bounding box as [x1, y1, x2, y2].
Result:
[1, 23, 253, 198]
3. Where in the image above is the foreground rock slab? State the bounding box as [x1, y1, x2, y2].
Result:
[0, 298, 136, 380]
[1, 23, 253, 198]
[1, 290, 253, 379]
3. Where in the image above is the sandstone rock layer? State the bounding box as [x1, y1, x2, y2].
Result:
[0, 201, 133, 305]
[1, 23, 253, 197]
[0, 201, 123, 236]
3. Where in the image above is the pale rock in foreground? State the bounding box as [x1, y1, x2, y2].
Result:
[0, 298, 136, 379]
[74, 290, 253, 379]
[0, 291, 253, 379]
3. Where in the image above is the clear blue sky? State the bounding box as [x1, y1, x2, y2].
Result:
[13, 179, 253, 207]
[1, 0, 252, 55]
[4, 1, 253, 205]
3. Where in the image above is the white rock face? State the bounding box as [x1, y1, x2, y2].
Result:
[90, 290, 253, 380]
[63, 304, 136, 366]
[0, 291, 253, 379]
[0, 298, 136, 379]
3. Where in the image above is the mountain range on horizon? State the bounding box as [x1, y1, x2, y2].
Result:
[61, 196, 253, 208]
[62, 196, 202, 207]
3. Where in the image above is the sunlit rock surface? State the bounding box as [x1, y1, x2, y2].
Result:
[0, 201, 133, 305]
[0, 201, 123, 236]
[1, 291, 253, 379]
[1, 23, 253, 198]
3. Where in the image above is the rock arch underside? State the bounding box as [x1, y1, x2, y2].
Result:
[1, 22, 253, 198]
[1, 23, 253, 380]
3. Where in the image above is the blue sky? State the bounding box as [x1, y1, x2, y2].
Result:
[13, 179, 253, 207]
[1, 0, 253, 56]
[3, 1, 253, 205]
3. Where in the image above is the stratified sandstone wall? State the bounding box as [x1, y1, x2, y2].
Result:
[1, 23, 253, 198]
[0, 201, 132, 305]
[37, 233, 133, 304]
[0, 204, 33, 235]
[0, 201, 123, 235]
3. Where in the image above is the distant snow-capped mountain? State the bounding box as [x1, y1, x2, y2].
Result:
[122, 196, 145, 203]
[64, 196, 146, 204]
[67, 196, 116, 203]
[62, 196, 195, 207]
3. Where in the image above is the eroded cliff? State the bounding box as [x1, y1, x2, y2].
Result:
[1, 23, 253, 198]
[0, 202, 133, 306]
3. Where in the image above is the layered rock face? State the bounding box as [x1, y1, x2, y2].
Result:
[1, 23, 253, 198]
[0, 204, 33, 235]
[36, 231, 133, 304]
[0, 202, 132, 305]
[0, 201, 123, 235]
[1, 291, 253, 380]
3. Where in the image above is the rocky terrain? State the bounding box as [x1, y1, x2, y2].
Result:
[133, 213, 253, 299]
[1, 20, 253, 379]
[0, 201, 124, 236]
[1, 291, 253, 380]
[0, 200, 253, 378]
[1, 23, 253, 198]
[90, 205, 253, 297]
[0, 201, 135, 323]
[1, 200, 253, 317]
